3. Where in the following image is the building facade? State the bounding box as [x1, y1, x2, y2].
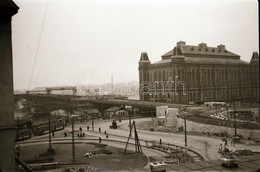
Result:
[139, 41, 259, 104]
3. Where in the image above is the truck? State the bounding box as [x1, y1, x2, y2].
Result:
[109, 120, 117, 129]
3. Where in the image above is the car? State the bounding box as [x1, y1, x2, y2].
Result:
[149, 156, 167, 172]
[84, 152, 93, 158]
[109, 120, 117, 129]
[149, 162, 166, 172]
[220, 155, 238, 167]
[232, 135, 242, 143]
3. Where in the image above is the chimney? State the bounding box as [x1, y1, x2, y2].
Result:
[217, 44, 226, 51]
[177, 41, 186, 48]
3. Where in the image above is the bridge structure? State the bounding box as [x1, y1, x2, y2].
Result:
[14, 93, 189, 115]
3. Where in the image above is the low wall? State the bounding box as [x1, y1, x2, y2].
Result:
[175, 118, 260, 141]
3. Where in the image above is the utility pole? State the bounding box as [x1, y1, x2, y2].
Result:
[71, 117, 75, 162]
[92, 114, 94, 131]
[129, 109, 132, 137]
[180, 107, 189, 147]
[233, 96, 237, 136]
[184, 116, 187, 147]
[226, 104, 229, 120]
[48, 112, 52, 150]
[47, 111, 55, 155]
[124, 121, 142, 154]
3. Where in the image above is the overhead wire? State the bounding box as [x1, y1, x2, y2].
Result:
[27, 0, 49, 91]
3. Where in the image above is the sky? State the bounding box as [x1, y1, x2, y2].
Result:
[12, 0, 258, 91]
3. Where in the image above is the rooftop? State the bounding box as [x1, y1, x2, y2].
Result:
[162, 41, 240, 59]
[151, 41, 249, 65]
[153, 57, 249, 65]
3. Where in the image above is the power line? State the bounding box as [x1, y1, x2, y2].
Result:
[27, 0, 49, 91]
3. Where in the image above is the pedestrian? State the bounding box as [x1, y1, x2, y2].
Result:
[159, 138, 162, 145]
[52, 131, 55, 137]
[79, 127, 82, 132]
[99, 127, 101, 132]
[104, 130, 106, 134]
[64, 132, 67, 137]
[87, 126, 89, 130]
[106, 133, 108, 138]
[77, 133, 80, 138]
[99, 137, 102, 143]
[224, 139, 228, 147]
[83, 132, 85, 137]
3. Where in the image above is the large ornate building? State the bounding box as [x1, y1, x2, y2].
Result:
[139, 41, 259, 104]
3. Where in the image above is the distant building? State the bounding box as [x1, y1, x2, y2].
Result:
[139, 41, 259, 104]
[104, 106, 126, 118]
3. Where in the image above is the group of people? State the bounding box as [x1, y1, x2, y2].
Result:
[77, 127, 85, 138]
[63, 125, 109, 141]
[218, 138, 234, 155]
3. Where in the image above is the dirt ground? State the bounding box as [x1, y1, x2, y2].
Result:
[20, 142, 148, 171]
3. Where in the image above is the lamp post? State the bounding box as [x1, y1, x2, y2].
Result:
[184, 115, 187, 147]
[128, 108, 132, 137]
[47, 111, 55, 155]
[92, 113, 94, 131]
[180, 107, 190, 147]
[71, 115, 76, 162]
[226, 103, 229, 120]
[233, 97, 237, 137]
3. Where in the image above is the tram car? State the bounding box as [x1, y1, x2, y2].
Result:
[16, 128, 32, 141]
[34, 119, 65, 136]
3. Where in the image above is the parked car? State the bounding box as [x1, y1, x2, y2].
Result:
[149, 156, 166, 172]
[232, 135, 242, 143]
[149, 162, 166, 172]
[220, 155, 238, 167]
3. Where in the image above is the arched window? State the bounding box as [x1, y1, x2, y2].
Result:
[158, 71, 161, 81]
[154, 71, 157, 81]
[162, 71, 166, 82]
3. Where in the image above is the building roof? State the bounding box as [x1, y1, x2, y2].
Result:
[152, 41, 248, 65]
[105, 106, 124, 112]
[153, 57, 249, 65]
[139, 52, 150, 61]
[83, 109, 100, 114]
[251, 52, 259, 61]
[162, 41, 240, 59]
[162, 46, 239, 58]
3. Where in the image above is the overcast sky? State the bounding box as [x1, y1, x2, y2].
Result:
[12, 0, 258, 90]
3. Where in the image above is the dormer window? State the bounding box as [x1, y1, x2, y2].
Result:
[198, 42, 207, 49]
[217, 44, 226, 51]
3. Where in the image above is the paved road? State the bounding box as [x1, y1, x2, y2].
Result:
[71, 118, 260, 161]
[18, 117, 260, 171]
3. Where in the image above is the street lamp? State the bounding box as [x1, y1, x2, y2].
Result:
[47, 111, 55, 155]
[127, 107, 132, 137]
[70, 114, 76, 162]
[232, 95, 237, 137]
[179, 107, 190, 147]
